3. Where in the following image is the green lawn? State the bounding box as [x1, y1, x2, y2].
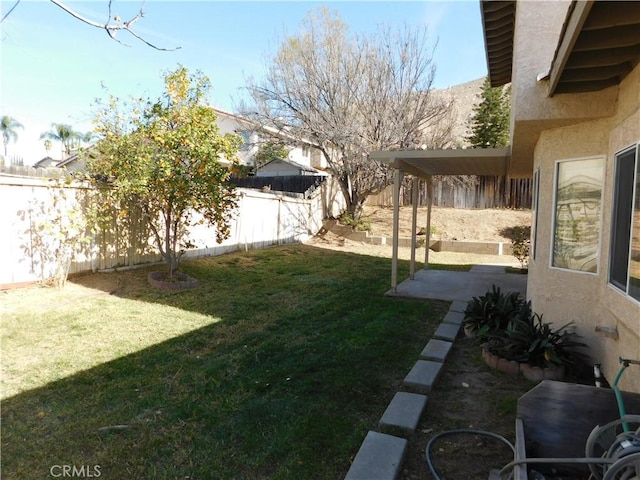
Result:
[1, 245, 450, 479]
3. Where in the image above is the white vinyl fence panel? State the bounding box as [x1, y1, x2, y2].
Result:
[1, 174, 331, 287]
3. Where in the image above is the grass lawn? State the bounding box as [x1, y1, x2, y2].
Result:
[1, 244, 450, 479]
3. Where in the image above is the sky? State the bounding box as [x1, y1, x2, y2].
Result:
[0, 0, 487, 164]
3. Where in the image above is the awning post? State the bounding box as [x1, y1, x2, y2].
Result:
[424, 175, 433, 270]
[391, 167, 402, 292]
[410, 176, 418, 279]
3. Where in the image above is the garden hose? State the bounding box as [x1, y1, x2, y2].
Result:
[425, 427, 638, 480]
[585, 416, 640, 480]
[425, 429, 515, 480]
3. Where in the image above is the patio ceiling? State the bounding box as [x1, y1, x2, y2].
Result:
[369, 148, 510, 179]
[481, 0, 640, 94]
[480, 0, 515, 88]
[547, 1, 640, 95]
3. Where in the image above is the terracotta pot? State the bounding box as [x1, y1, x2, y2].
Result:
[147, 271, 198, 290]
[520, 363, 565, 382]
[543, 365, 565, 381]
[496, 357, 520, 376]
[520, 363, 545, 382]
[481, 346, 499, 369]
[464, 324, 477, 339]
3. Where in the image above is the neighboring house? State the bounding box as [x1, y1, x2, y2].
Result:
[372, 0, 640, 393]
[213, 107, 326, 171]
[255, 157, 328, 177]
[56, 150, 88, 172]
[33, 157, 59, 168]
[53, 108, 324, 173]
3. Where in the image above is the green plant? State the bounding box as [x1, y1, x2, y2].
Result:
[1, 245, 445, 479]
[88, 66, 242, 280]
[509, 225, 531, 269]
[486, 301, 588, 369]
[463, 285, 524, 340]
[417, 225, 437, 236]
[18, 178, 94, 287]
[338, 212, 371, 232]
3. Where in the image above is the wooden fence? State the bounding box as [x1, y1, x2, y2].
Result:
[0, 173, 344, 288]
[367, 175, 532, 209]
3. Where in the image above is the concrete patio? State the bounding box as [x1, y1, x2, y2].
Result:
[385, 264, 527, 302]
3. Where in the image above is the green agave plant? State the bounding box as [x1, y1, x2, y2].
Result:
[486, 301, 589, 369]
[463, 284, 524, 341]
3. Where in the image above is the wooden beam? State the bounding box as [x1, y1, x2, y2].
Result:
[554, 77, 620, 94]
[582, 2, 640, 30]
[548, 1, 594, 97]
[573, 24, 640, 52]
[565, 44, 640, 68]
[561, 64, 631, 82]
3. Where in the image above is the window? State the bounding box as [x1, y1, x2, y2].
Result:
[237, 130, 252, 152]
[551, 156, 604, 273]
[532, 167, 540, 260]
[609, 144, 640, 301]
[301, 145, 310, 158]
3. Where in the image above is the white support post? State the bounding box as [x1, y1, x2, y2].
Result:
[410, 176, 418, 279]
[391, 167, 402, 292]
[424, 175, 433, 270]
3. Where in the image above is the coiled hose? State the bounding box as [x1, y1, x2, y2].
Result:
[425, 428, 638, 480]
[425, 429, 515, 479]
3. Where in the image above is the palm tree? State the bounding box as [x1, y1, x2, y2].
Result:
[40, 123, 80, 158]
[1, 116, 23, 158]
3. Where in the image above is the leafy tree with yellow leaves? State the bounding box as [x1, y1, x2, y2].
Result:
[88, 66, 242, 280]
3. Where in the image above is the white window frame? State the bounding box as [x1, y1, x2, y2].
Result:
[608, 143, 640, 303]
[549, 155, 605, 275]
[532, 167, 540, 261]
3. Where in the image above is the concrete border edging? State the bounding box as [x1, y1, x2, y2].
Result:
[344, 301, 468, 479]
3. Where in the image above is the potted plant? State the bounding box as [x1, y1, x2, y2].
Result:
[484, 301, 589, 381]
[508, 225, 531, 273]
[463, 285, 524, 340]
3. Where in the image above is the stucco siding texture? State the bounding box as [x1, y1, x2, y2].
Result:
[528, 63, 640, 393]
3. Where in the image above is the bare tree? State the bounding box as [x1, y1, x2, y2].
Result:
[1, 0, 179, 51]
[243, 8, 454, 219]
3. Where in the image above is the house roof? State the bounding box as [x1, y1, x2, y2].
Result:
[481, 0, 640, 95]
[369, 148, 510, 178]
[259, 157, 327, 175]
[546, 1, 640, 95]
[33, 156, 59, 168]
[480, 0, 515, 88]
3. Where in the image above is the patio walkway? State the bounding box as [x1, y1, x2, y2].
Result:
[384, 264, 527, 302]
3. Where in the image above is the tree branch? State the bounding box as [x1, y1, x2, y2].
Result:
[47, 0, 180, 51]
[0, 0, 21, 23]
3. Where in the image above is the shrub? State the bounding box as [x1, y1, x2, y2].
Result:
[463, 285, 524, 340]
[338, 212, 371, 232]
[485, 301, 588, 369]
[509, 225, 531, 269]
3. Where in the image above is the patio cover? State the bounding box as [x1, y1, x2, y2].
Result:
[369, 147, 511, 291]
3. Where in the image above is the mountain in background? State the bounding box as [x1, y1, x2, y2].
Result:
[430, 76, 486, 147]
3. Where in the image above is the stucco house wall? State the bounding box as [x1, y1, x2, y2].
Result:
[526, 54, 640, 392]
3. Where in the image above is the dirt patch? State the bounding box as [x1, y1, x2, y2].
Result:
[306, 205, 532, 266]
[363, 205, 532, 242]
[401, 337, 533, 480]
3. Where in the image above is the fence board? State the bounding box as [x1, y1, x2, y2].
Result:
[1, 174, 342, 288]
[367, 175, 532, 209]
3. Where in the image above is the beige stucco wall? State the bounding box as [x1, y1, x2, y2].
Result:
[509, 1, 618, 177]
[528, 64, 640, 393]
